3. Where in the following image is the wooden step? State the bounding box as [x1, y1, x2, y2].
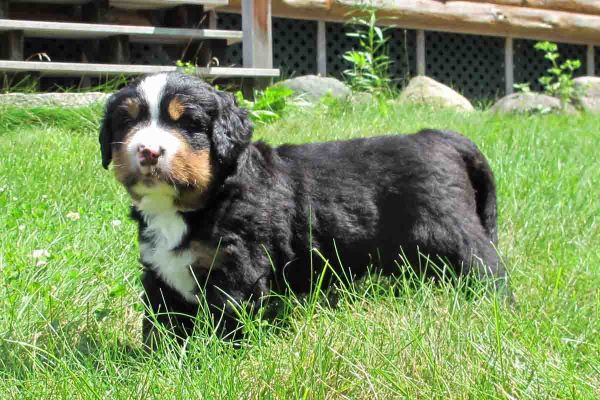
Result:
[111, 0, 228, 10]
[8, 0, 229, 10]
[0, 19, 242, 44]
[0, 60, 280, 78]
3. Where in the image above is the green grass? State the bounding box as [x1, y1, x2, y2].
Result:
[0, 101, 599, 399]
[1, 75, 130, 94]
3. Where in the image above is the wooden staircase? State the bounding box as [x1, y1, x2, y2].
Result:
[0, 0, 278, 83]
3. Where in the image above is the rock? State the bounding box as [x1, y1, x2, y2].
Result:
[398, 76, 474, 112]
[490, 92, 576, 114]
[573, 76, 600, 114]
[277, 75, 351, 101]
[0, 92, 109, 108]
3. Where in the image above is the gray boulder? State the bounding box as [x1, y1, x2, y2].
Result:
[398, 76, 474, 112]
[0, 92, 109, 108]
[277, 75, 351, 101]
[574, 76, 600, 114]
[490, 92, 576, 114]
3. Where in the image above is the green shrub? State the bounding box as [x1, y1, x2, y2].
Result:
[235, 85, 294, 125]
[342, 6, 393, 94]
[514, 41, 582, 109]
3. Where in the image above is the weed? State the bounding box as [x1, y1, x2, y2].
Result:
[534, 41, 581, 107]
[512, 83, 531, 94]
[343, 5, 393, 94]
[235, 85, 294, 125]
[514, 41, 582, 109]
[176, 60, 197, 76]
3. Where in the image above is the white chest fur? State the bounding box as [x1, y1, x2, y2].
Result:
[135, 186, 212, 304]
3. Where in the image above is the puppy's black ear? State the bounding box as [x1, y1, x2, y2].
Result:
[211, 90, 253, 166]
[99, 95, 117, 169]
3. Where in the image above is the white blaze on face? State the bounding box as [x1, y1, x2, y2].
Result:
[127, 73, 181, 175]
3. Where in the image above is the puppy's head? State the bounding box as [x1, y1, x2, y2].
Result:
[99, 73, 252, 208]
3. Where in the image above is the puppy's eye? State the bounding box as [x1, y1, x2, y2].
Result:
[180, 117, 208, 135]
[124, 98, 140, 120]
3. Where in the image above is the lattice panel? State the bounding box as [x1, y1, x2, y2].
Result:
[425, 31, 504, 100]
[514, 39, 587, 92]
[25, 38, 172, 66]
[273, 18, 316, 77]
[24, 38, 84, 62]
[217, 13, 317, 76]
[129, 43, 172, 66]
[325, 22, 353, 78]
[388, 29, 416, 86]
[217, 12, 242, 67]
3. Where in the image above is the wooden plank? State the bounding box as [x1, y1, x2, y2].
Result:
[416, 30, 425, 76]
[164, 4, 205, 28]
[82, 0, 109, 23]
[0, 31, 24, 61]
[10, 0, 90, 3]
[317, 20, 326, 76]
[0, 0, 9, 19]
[452, 0, 600, 16]
[208, 10, 218, 29]
[0, 19, 243, 44]
[242, 0, 273, 69]
[505, 37, 513, 94]
[108, 35, 130, 64]
[163, 4, 204, 64]
[219, 0, 600, 45]
[587, 45, 595, 76]
[0, 60, 280, 77]
[112, 0, 227, 9]
[9, 0, 229, 8]
[80, 0, 108, 86]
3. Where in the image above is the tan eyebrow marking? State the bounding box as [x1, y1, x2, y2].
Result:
[168, 97, 186, 121]
[124, 98, 139, 119]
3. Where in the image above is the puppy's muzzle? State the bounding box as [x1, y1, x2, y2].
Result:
[138, 145, 162, 167]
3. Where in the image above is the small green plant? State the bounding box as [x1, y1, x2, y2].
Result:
[342, 6, 393, 94]
[512, 83, 531, 94]
[175, 59, 292, 125]
[535, 41, 581, 107]
[235, 85, 294, 125]
[176, 60, 197, 75]
[514, 41, 581, 109]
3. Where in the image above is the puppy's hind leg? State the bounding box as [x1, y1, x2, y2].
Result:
[459, 234, 513, 302]
[410, 220, 512, 300]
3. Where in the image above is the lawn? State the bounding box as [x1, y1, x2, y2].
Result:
[0, 100, 598, 399]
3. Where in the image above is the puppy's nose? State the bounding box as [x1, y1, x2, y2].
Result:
[138, 145, 161, 166]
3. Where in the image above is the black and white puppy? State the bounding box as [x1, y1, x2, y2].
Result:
[100, 72, 507, 343]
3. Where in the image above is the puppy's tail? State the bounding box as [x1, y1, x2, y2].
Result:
[424, 129, 499, 245]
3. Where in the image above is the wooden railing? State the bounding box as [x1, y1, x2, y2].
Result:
[0, 0, 279, 82]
